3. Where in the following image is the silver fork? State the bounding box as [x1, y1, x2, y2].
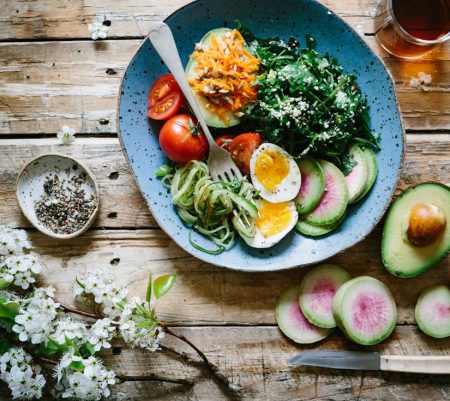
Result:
[148, 22, 243, 182]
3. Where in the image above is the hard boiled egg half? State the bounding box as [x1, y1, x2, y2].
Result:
[250, 143, 301, 203]
[243, 199, 298, 248]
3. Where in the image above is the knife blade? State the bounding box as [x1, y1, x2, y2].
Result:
[289, 350, 380, 370]
[288, 351, 450, 374]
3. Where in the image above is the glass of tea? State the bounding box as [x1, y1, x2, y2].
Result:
[375, 0, 450, 59]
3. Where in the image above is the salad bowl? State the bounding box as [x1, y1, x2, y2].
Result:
[117, 0, 405, 272]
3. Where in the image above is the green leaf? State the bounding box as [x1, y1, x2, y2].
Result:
[69, 360, 85, 372]
[0, 339, 12, 355]
[81, 342, 97, 356]
[0, 300, 20, 319]
[153, 274, 176, 299]
[37, 338, 61, 356]
[75, 278, 85, 289]
[0, 279, 10, 290]
[145, 273, 152, 303]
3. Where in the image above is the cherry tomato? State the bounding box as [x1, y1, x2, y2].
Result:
[215, 134, 235, 152]
[159, 114, 209, 164]
[229, 133, 262, 175]
[148, 74, 180, 107]
[147, 91, 183, 120]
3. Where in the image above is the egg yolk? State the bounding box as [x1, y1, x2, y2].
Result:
[256, 200, 292, 237]
[254, 149, 290, 191]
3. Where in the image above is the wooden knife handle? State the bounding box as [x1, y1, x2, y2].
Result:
[380, 355, 450, 374]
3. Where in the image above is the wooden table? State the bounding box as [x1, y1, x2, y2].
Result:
[0, 1, 449, 400]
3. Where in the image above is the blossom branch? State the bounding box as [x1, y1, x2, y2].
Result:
[60, 303, 98, 319]
[162, 325, 241, 395]
[115, 373, 194, 386]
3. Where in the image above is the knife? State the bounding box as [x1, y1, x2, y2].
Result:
[289, 350, 450, 374]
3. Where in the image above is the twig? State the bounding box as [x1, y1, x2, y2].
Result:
[116, 373, 193, 386]
[60, 303, 98, 319]
[162, 325, 241, 396]
[37, 356, 57, 365]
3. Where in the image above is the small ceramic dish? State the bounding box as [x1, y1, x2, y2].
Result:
[16, 154, 100, 239]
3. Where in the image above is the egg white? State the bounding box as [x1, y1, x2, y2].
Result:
[250, 143, 301, 203]
[243, 200, 298, 248]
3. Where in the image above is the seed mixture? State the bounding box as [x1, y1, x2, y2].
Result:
[34, 167, 97, 235]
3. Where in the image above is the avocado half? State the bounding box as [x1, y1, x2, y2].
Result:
[186, 27, 241, 128]
[382, 182, 450, 277]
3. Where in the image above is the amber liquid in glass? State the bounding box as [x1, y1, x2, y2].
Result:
[377, 0, 450, 58]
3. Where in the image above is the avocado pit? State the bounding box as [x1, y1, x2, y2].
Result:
[407, 203, 446, 247]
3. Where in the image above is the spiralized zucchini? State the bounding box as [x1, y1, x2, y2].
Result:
[159, 161, 259, 254]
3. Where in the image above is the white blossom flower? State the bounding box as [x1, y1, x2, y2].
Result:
[88, 21, 109, 40]
[57, 125, 76, 145]
[1, 254, 44, 289]
[418, 72, 432, 85]
[0, 347, 46, 400]
[0, 225, 31, 263]
[51, 317, 88, 345]
[410, 72, 433, 91]
[118, 298, 164, 352]
[75, 268, 128, 318]
[53, 352, 115, 400]
[409, 77, 420, 88]
[87, 318, 116, 352]
[12, 287, 60, 344]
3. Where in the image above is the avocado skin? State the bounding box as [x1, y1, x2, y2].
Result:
[381, 182, 450, 278]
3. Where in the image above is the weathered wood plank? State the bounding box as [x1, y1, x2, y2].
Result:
[1, 135, 449, 229]
[1, 326, 449, 401]
[16, 227, 448, 326]
[0, 39, 449, 135]
[0, 0, 381, 41]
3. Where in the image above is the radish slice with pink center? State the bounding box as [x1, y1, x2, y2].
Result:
[299, 264, 351, 328]
[344, 144, 369, 204]
[276, 284, 332, 344]
[334, 276, 397, 345]
[295, 158, 325, 215]
[304, 160, 349, 226]
[415, 285, 450, 338]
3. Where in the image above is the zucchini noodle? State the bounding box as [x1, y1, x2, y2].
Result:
[159, 161, 259, 254]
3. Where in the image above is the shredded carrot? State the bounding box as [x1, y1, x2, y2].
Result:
[188, 29, 260, 123]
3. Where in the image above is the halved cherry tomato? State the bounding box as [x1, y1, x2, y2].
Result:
[148, 74, 180, 107]
[159, 114, 209, 164]
[215, 134, 235, 152]
[229, 133, 262, 175]
[147, 91, 183, 121]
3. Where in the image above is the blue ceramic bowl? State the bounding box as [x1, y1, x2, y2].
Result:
[118, 0, 404, 272]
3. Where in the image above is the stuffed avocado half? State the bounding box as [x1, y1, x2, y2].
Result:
[186, 27, 259, 128]
[382, 182, 450, 277]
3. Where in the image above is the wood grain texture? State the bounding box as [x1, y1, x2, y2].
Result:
[13, 227, 447, 326]
[0, 326, 449, 401]
[0, 39, 449, 134]
[1, 135, 449, 229]
[0, 0, 381, 41]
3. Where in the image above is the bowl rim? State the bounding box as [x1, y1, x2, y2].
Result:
[16, 153, 100, 240]
[116, 0, 406, 272]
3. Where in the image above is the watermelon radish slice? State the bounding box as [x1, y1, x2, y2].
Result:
[295, 158, 325, 215]
[275, 284, 332, 344]
[332, 276, 397, 345]
[303, 160, 349, 226]
[299, 264, 351, 328]
[295, 212, 346, 237]
[344, 144, 369, 204]
[415, 285, 450, 338]
[331, 279, 353, 330]
[354, 148, 378, 203]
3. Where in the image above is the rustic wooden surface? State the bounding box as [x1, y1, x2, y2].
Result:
[0, 0, 449, 400]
